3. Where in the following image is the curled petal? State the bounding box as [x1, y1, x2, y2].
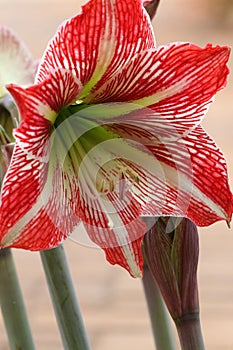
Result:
[8, 69, 82, 119]
[0, 26, 35, 97]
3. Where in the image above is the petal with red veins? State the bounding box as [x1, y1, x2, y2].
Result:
[81, 193, 146, 278]
[0, 144, 80, 250]
[142, 126, 233, 225]
[78, 166, 146, 277]
[0, 70, 82, 249]
[103, 236, 144, 278]
[55, 122, 146, 277]
[7, 69, 82, 158]
[181, 126, 232, 225]
[0, 26, 35, 97]
[77, 126, 232, 227]
[69, 128, 182, 276]
[90, 43, 229, 103]
[87, 43, 229, 137]
[36, 0, 155, 97]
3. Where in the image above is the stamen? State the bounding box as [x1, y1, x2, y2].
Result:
[126, 169, 140, 185]
[95, 165, 140, 201]
[96, 179, 106, 193]
[119, 171, 126, 200]
[109, 178, 115, 192]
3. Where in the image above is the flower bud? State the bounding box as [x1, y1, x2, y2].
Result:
[143, 217, 199, 320]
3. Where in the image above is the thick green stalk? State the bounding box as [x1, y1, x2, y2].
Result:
[40, 245, 91, 350]
[142, 263, 176, 350]
[175, 314, 205, 350]
[0, 249, 35, 350]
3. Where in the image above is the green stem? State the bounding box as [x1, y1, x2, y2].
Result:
[0, 249, 35, 350]
[142, 263, 176, 350]
[175, 314, 205, 350]
[40, 245, 91, 350]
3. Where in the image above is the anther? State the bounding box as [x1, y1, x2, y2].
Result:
[97, 179, 106, 193]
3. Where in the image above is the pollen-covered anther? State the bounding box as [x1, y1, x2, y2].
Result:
[95, 166, 140, 200]
[96, 178, 107, 193]
[109, 178, 115, 192]
[117, 166, 140, 184]
[126, 169, 140, 185]
[95, 176, 114, 194]
[96, 177, 115, 195]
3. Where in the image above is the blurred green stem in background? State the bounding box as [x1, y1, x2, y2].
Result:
[142, 261, 176, 350]
[0, 248, 36, 350]
[40, 245, 91, 350]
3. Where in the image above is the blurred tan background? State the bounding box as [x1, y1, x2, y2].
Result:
[0, 0, 233, 349]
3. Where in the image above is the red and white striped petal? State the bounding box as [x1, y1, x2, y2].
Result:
[58, 131, 144, 277]
[7, 69, 82, 159]
[0, 70, 82, 249]
[87, 43, 229, 137]
[77, 128, 232, 228]
[180, 126, 232, 225]
[70, 132, 186, 276]
[141, 125, 233, 225]
[0, 26, 35, 97]
[0, 144, 80, 250]
[81, 193, 146, 278]
[77, 157, 146, 277]
[36, 0, 155, 97]
[73, 121, 232, 254]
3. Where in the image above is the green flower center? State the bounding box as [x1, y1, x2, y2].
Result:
[52, 104, 140, 200]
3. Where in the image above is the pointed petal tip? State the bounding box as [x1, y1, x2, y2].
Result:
[128, 264, 143, 278]
[204, 43, 230, 69]
[6, 82, 19, 90]
[205, 43, 230, 53]
[105, 249, 144, 278]
[224, 46, 231, 56]
[6, 83, 24, 99]
[103, 242, 144, 279]
[133, 269, 143, 278]
[226, 195, 233, 228]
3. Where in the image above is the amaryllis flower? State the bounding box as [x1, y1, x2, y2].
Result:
[0, 26, 35, 98]
[0, 0, 232, 277]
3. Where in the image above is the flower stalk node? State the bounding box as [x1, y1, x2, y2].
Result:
[174, 312, 205, 350]
[174, 312, 200, 327]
